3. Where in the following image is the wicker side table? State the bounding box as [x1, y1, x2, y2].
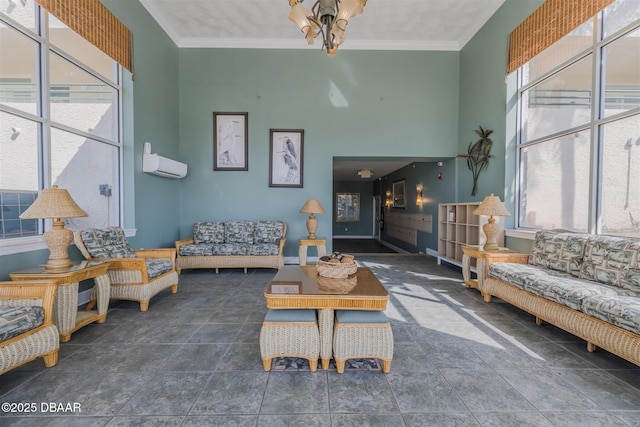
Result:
[298, 238, 327, 266]
[10, 261, 111, 342]
[461, 245, 528, 295]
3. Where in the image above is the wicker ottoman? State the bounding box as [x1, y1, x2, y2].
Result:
[260, 309, 320, 372]
[333, 310, 394, 373]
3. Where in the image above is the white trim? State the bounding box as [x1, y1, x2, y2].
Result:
[332, 235, 373, 239]
[0, 236, 48, 256]
[425, 247, 438, 258]
[0, 228, 136, 256]
[178, 37, 461, 51]
[505, 228, 536, 240]
[378, 240, 409, 254]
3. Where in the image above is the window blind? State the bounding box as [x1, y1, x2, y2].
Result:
[35, 0, 133, 74]
[507, 0, 615, 74]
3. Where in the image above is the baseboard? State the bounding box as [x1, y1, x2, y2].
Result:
[425, 247, 438, 257]
[379, 240, 409, 254]
[332, 235, 373, 239]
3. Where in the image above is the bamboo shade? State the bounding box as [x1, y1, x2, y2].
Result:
[35, 0, 133, 74]
[507, 0, 615, 74]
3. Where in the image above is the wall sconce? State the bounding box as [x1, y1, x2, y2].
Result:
[385, 190, 392, 207]
[416, 184, 423, 205]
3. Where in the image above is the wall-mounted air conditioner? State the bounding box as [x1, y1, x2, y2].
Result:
[142, 142, 188, 179]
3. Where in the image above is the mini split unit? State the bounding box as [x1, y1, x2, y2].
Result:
[142, 142, 188, 179]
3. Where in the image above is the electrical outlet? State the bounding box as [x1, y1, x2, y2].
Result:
[99, 184, 112, 196]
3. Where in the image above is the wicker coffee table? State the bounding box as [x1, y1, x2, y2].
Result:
[264, 265, 389, 369]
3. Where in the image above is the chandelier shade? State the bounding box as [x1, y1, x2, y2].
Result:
[288, 0, 367, 57]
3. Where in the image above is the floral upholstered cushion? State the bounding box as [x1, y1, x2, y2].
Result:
[179, 244, 214, 256]
[193, 222, 225, 244]
[80, 227, 135, 258]
[211, 243, 250, 255]
[523, 274, 636, 311]
[581, 295, 640, 334]
[529, 231, 590, 276]
[146, 259, 173, 279]
[489, 262, 573, 291]
[0, 306, 44, 342]
[254, 221, 284, 244]
[249, 243, 280, 256]
[580, 235, 640, 292]
[224, 221, 255, 244]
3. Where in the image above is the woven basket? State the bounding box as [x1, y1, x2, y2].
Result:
[316, 260, 358, 279]
[317, 274, 357, 293]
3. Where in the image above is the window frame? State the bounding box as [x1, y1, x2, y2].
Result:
[514, 9, 640, 237]
[0, 4, 125, 255]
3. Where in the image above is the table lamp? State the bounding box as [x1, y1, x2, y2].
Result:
[473, 193, 510, 250]
[20, 185, 88, 270]
[299, 198, 325, 239]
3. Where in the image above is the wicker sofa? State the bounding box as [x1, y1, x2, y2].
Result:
[175, 221, 286, 274]
[0, 280, 59, 374]
[483, 230, 640, 366]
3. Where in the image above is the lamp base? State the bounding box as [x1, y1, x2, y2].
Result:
[482, 216, 499, 251]
[42, 221, 74, 270]
[306, 214, 318, 240]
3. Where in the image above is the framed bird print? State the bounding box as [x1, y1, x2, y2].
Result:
[213, 112, 248, 171]
[269, 129, 304, 188]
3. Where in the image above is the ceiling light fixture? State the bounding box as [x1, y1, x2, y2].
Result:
[288, 0, 367, 57]
[357, 169, 373, 178]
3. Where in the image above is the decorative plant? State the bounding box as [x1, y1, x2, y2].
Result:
[458, 126, 494, 196]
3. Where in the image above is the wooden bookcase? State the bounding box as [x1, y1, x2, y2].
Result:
[437, 202, 504, 268]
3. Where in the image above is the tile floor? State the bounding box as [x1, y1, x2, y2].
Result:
[1, 255, 640, 426]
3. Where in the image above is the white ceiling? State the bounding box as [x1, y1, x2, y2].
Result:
[139, 0, 506, 181]
[139, 0, 506, 50]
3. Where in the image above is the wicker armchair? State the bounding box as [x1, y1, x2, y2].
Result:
[74, 227, 178, 312]
[0, 280, 60, 375]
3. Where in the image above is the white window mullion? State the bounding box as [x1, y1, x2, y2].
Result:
[589, 14, 604, 235]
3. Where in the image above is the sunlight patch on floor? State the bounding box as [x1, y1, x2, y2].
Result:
[390, 284, 504, 348]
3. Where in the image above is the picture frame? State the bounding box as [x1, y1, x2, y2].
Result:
[269, 129, 304, 188]
[392, 179, 406, 208]
[336, 193, 360, 222]
[269, 281, 302, 294]
[213, 112, 248, 171]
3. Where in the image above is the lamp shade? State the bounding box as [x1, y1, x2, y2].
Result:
[299, 198, 325, 215]
[20, 185, 88, 220]
[299, 198, 325, 240]
[473, 193, 510, 217]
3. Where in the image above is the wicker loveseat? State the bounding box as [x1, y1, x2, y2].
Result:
[74, 227, 179, 312]
[483, 230, 640, 366]
[175, 221, 286, 274]
[1, 280, 59, 374]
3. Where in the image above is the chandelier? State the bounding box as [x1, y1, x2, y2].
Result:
[288, 0, 367, 57]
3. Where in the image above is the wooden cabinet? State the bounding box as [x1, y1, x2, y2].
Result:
[437, 202, 504, 268]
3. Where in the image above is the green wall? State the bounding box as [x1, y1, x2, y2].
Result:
[457, 0, 544, 207]
[379, 160, 457, 253]
[0, 0, 544, 278]
[103, 0, 181, 250]
[177, 49, 460, 256]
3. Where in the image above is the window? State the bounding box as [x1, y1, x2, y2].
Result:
[0, 1, 123, 245]
[516, 0, 640, 237]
